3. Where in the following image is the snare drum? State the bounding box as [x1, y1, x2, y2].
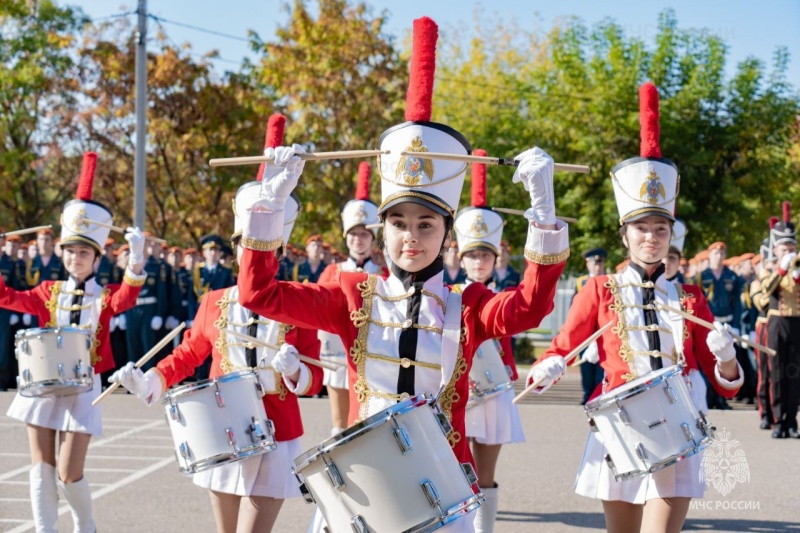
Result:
[584, 365, 714, 481]
[15, 327, 93, 397]
[467, 339, 513, 407]
[163, 370, 277, 475]
[294, 394, 482, 533]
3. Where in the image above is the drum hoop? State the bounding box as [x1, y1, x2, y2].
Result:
[613, 437, 712, 481]
[402, 492, 485, 533]
[467, 382, 514, 407]
[180, 441, 278, 476]
[19, 379, 93, 397]
[15, 326, 90, 340]
[294, 393, 434, 470]
[164, 369, 256, 400]
[584, 365, 683, 413]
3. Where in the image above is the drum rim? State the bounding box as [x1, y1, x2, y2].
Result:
[179, 441, 278, 475]
[163, 369, 256, 400]
[15, 326, 90, 339]
[293, 393, 434, 471]
[403, 492, 484, 533]
[19, 379, 93, 397]
[584, 365, 684, 413]
[466, 382, 514, 407]
[612, 436, 712, 481]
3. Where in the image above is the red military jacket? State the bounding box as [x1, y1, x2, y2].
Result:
[154, 286, 323, 442]
[0, 275, 143, 374]
[540, 273, 741, 401]
[237, 247, 564, 470]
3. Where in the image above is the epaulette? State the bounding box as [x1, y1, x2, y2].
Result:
[576, 274, 589, 293]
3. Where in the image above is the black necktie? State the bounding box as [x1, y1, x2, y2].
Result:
[70, 281, 86, 326]
[642, 284, 663, 370]
[245, 311, 259, 368]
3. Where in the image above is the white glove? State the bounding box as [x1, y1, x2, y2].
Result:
[150, 316, 163, 330]
[118, 314, 127, 330]
[165, 316, 179, 330]
[22, 313, 32, 326]
[526, 356, 566, 394]
[512, 147, 556, 226]
[109, 362, 160, 404]
[109, 316, 118, 333]
[271, 343, 301, 377]
[9, 314, 19, 326]
[706, 323, 736, 363]
[125, 227, 146, 267]
[583, 342, 600, 364]
[253, 144, 306, 212]
[779, 252, 796, 272]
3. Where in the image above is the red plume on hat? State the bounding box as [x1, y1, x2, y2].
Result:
[256, 113, 286, 181]
[783, 201, 791, 223]
[76, 152, 98, 200]
[639, 82, 661, 159]
[770, 216, 779, 229]
[355, 162, 371, 201]
[405, 17, 438, 122]
[471, 148, 487, 207]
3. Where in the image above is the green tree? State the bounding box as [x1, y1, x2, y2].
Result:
[250, 0, 407, 245]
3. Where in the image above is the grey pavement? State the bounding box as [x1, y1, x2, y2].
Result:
[0, 370, 797, 532]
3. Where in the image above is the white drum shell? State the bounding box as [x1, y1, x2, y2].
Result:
[295, 396, 481, 532]
[585, 366, 711, 480]
[468, 339, 512, 406]
[163, 371, 276, 475]
[15, 327, 93, 397]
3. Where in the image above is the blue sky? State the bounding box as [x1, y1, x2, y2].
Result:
[73, 0, 799, 84]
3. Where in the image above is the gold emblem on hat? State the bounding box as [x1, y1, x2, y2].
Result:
[639, 169, 666, 205]
[353, 205, 368, 222]
[396, 137, 434, 186]
[469, 214, 489, 238]
[70, 208, 90, 232]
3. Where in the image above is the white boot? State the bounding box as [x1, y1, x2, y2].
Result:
[473, 484, 499, 533]
[30, 462, 59, 533]
[330, 426, 345, 437]
[58, 477, 96, 533]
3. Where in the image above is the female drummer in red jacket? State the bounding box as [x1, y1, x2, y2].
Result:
[528, 83, 743, 533]
[3, 152, 146, 533]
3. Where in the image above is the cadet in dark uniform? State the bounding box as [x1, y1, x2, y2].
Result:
[575, 248, 606, 404]
[109, 244, 130, 381]
[124, 235, 169, 371]
[443, 238, 466, 285]
[95, 238, 122, 287]
[493, 240, 521, 290]
[24, 228, 64, 328]
[292, 235, 326, 283]
[697, 242, 753, 407]
[0, 232, 24, 389]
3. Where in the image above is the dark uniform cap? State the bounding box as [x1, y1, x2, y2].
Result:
[200, 234, 225, 250]
[581, 248, 607, 261]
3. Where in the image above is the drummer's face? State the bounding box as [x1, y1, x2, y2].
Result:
[384, 203, 447, 273]
[62, 244, 98, 281]
[623, 216, 672, 267]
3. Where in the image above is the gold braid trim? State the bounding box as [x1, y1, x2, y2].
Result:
[678, 287, 692, 341]
[441, 337, 467, 447]
[241, 236, 282, 252]
[373, 288, 446, 311]
[26, 260, 40, 287]
[123, 271, 146, 287]
[524, 247, 570, 265]
[91, 287, 110, 366]
[364, 352, 442, 370]
[45, 283, 61, 327]
[215, 288, 235, 375]
[604, 276, 637, 381]
[351, 275, 378, 420]
[193, 263, 210, 300]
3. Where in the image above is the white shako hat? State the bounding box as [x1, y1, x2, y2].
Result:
[377, 17, 471, 219]
[670, 218, 687, 252]
[771, 201, 796, 246]
[233, 113, 300, 245]
[342, 162, 379, 236]
[454, 149, 503, 257]
[611, 82, 679, 225]
[60, 152, 113, 254]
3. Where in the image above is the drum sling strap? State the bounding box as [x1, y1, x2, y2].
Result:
[438, 291, 463, 391]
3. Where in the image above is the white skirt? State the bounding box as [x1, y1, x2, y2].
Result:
[322, 356, 348, 390]
[307, 505, 475, 533]
[573, 370, 707, 503]
[192, 437, 302, 499]
[6, 378, 103, 436]
[465, 388, 525, 445]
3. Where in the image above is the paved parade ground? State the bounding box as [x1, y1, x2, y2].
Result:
[1, 373, 798, 533]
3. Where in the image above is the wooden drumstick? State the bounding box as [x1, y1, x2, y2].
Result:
[400, 151, 590, 174]
[225, 329, 344, 371]
[209, 150, 387, 168]
[79, 218, 168, 245]
[655, 302, 776, 356]
[93, 322, 186, 406]
[490, 207, 578, 224]
[513, 321, 613, 404]
[2, 225, 53, 238]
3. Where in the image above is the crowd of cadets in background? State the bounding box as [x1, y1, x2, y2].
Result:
[0, 225, 787, 433]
